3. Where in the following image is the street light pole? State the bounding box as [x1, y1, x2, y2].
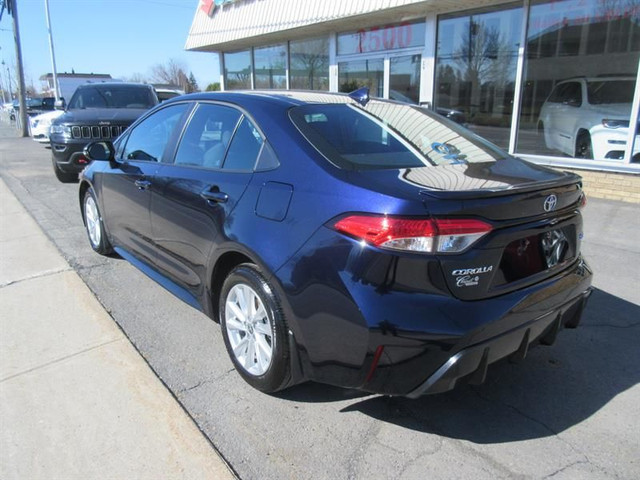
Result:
[0, 71, 7, 103]
[44, 0, 60, 100]
[2, 59, 13, 100]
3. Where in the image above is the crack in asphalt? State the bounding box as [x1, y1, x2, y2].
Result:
[176, 369, 236, 395]
[470, 387, 596, 474]
[542, 458, 613, 479]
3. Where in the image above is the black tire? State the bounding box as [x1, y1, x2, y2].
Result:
[52, 156, 78, 183]
[83, 187, 113, 255]
[219, 263, 290, 393]
[575, 132, 593, 159]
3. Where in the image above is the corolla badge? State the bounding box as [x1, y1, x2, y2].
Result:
[543, 194, 558, 212]
[452, 266, 493, 288]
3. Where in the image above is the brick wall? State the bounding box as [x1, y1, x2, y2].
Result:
[559, 168, 640, 203]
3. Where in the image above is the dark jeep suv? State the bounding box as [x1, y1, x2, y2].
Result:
[50, 83, 158, 182]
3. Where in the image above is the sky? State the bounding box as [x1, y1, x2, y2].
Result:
[0, 0, 221, 93]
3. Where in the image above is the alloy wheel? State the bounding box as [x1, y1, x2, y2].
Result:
[224, 283, 273, 376]
[84, 195, 102, 248]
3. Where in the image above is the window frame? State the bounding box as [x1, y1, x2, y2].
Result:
[118, 101, 193, 164]
[167, 101, 277, 173]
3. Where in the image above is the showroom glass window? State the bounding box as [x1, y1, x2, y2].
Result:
[122, 104, 189, 162]
[337, 20, 425, 55]
[290, 37, 329, 90]
[516, 0, 640, 161]
[434, 6, 523, 149]
[224, 50, 252, 90]
[338, 59, 384, 96]
[254, 44, 287, 89]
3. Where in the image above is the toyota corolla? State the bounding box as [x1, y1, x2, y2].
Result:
[79, 89, 592, 397]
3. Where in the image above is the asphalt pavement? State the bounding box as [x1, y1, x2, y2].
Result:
[1, 119, 639, 480]
[0, 124, 235, 479]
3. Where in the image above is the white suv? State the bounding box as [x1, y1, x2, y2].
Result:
[538, 76, 639, 161]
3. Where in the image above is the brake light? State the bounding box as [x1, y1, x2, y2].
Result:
[334, 215, 492, 253]
[579, 192, 587, 208]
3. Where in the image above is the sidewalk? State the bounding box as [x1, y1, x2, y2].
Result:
[0, 176, 235, 479]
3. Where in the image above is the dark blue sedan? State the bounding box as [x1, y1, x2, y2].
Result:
[79, 89, 592, 397]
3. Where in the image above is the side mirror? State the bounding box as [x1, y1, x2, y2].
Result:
[84, 141, 115, 162]
[54, 98, 66, 110]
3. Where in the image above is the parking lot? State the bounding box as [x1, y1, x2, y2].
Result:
[1, 120, 639, 479]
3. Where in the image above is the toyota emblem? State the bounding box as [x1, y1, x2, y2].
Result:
[543, 194, 557, 212]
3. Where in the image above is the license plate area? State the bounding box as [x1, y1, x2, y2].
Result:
[494, 225, 576, 285]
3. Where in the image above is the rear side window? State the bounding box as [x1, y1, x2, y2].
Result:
[587, 80, 635, 105]
[290, 101, 505, 170]
[222, 117, 264, 170]
[174, 103, 242, 168]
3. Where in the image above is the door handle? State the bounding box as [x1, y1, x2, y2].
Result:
[135, 179, 152, 190]
[200, 188, 229, 204]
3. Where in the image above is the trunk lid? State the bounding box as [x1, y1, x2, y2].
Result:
[348, 158, 585, 301]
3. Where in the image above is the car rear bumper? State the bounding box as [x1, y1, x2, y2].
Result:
[277, 226, 593, 396]
[405, 284, 591, 397]
[360, 257, 593, 396]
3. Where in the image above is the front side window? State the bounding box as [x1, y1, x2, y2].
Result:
[559, 82, 582, 106]
[122, 103, 189, 162]
[174, 103, 242, 168]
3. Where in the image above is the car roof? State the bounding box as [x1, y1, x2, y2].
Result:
[76, 82, 154, 89]
[557, 75, 635, 84]
[172, 90, 364, 108]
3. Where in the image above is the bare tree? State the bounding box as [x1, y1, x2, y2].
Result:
[125, 72, 148, 84]
[150, 58, 189, 91]
[453, 20, 516, 120]
[290, 38, 329, 90]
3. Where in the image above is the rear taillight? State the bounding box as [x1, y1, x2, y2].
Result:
[334, 215, 492, 253]
[579, 192, 587, 208]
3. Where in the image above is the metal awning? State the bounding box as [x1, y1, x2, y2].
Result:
[185, 0, 512, 52]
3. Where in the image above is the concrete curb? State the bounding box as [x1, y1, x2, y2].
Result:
[0, 177, 236, 479]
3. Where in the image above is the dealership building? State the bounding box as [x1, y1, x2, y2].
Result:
[186, 0, 640, 202]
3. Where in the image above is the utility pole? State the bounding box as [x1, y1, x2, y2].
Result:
[44, 0, 60, 100]
[5, 0, 28, 136]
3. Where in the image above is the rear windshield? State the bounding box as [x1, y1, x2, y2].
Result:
[587, 80, 635, 105]
[289, 101, 507, 170]
[68, 85, 158, 110]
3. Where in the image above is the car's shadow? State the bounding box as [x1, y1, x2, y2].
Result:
[277, 288, 639, 444]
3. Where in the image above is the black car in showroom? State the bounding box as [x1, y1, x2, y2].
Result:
[79, 89, 592, 397]
[50, 82, 158, 182]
